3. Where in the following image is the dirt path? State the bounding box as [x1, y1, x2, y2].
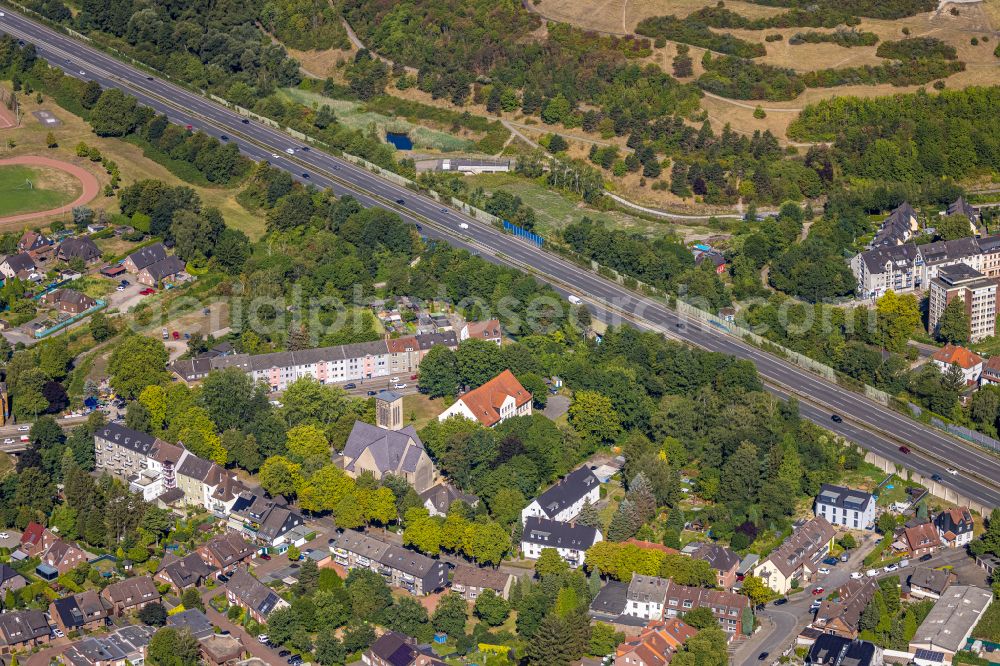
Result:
[0, 155, 100, 224]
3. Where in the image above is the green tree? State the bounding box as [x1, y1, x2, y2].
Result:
[936, 296, 971, 344]
[431, 592, 468, 637]
[258, 456, 304, 498]
[473, 589, 510, 626]
[535, 548, 570, 578]
[875, 291, 921, 352]
[139, 602, 167, 626]
[455, 339, 506, 388]
[569, 391, 621, 449]
[147, 627, 201, 666]
[108, 335, 169, 399]
[417, 345, 460, 397]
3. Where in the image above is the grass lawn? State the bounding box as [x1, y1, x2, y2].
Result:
[402, 392, 446, 430]
[279, 88, 478, 153]
[0, 164, 80, 216]
[465, 172, 711, 240]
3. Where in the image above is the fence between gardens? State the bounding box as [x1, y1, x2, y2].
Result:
[34, 299, 106, 338]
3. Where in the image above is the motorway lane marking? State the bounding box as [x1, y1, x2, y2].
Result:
[9, 9, 999, 490]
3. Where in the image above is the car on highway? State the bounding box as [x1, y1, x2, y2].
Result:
[2, 439, 13, 445]
[812, 587, 825, 595]
[851, 572, 863, 579]
[898, 445, 911, 454]
[818, 567, 831, 575]
[884, 564, 899, 573]
[947, 467, 959, 475]
[757, 653, 769, 662]
[344, 383, 357, 389]
[831, 414, 842, 423]
[17, 426, 29, 432]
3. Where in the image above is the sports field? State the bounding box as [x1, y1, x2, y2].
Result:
[0, 163, 82, 217]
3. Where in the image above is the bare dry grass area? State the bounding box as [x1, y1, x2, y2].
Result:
[534, 0, 784, 34]
[286, 45, 355, 79]
[0, 88, 266, 239]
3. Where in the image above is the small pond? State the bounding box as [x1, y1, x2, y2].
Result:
[386, 131, 413, 150]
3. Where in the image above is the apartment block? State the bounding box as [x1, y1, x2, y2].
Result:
[928, 264, 999, 343]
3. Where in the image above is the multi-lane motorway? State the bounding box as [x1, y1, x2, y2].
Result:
[1, 7, 998, 507]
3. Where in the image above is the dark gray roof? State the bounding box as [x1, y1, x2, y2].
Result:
[909, 567, 954, 595]
[157, 552, 214, 588]
[57, 237, 101, 261]
[522, 516, 600, 551]
[0, 609, 49, 645]
[807, 635, 879, 666]
[872, 202, 918, 248]
[859, 243, 917, 274]
[815, 484, 874, 512]
[690, 542, 741, 572]
[419, 482, 478, 514]
[342, 421, 426, 475]
[2, 252, 35, 274]
[918, 237, 981, 266]
[177, 453, 213, 482]
[96, 422, 158, 456]
[947, 196, 978, 221]
[167, 608, 214, 640]
[534, 466, 599, 518]
[226, 569, 286, 617]
[935, 262, 987, 285]
[127, 242, 167, 271]
[142, 255, 186, 281]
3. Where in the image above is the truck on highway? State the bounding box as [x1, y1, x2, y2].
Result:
[568, 295, 583, 306]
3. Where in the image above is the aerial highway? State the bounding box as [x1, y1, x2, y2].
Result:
[1, 7, 998, 507]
